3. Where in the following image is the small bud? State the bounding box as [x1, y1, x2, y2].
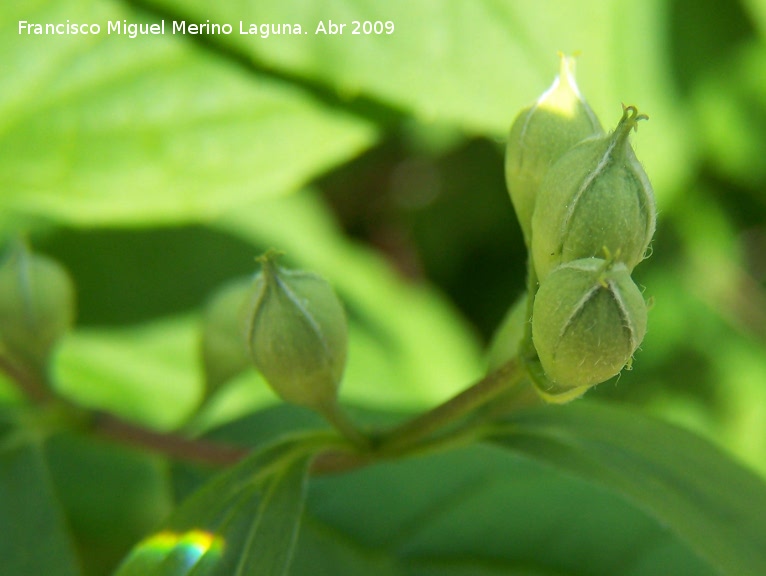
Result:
[531, 257, 647, 396]
[0, 241, 75, 370]
[242, 251, 347, 410]
[505, 54, 603, 244]
[200, 277, 253, 398]
[531, 105, 656, 281]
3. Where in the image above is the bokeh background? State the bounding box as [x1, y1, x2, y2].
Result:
[2, 0, 766, 572]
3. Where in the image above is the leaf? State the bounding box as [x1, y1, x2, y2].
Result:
[302, 444, 717, 575]
[741, 0, 766, 37]
[114, 436, 319, 576]
[0, 0, 376, 226]
[45, 432, 173, 576]
[171, 405, 717, 576]
[0, 428, 82, 576]
[144, 0, 691, 198]
[53, 316, 206, 430]
[490, 401, 766, 576]
[692, 43, 766, 188]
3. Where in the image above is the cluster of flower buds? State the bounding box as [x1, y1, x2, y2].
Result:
[505, 55, 656, 402]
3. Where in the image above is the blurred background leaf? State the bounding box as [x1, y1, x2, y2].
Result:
[144, 0, 693, 199]
[0, 0, 376, 226]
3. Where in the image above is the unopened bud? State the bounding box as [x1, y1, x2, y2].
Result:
[531, 257, 647, 397]
[200, 277, 252, 398]
[0, 241, 75, 370]
[505, 54, 603, 244]
[241, 251, 347, 410]
[532, 105, 656, 281]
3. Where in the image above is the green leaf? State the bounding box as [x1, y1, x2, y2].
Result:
[490, 401, 766, 576]
[52, 312, 275, 433]
[114, 435, 320, 576]
[299, 443, 715, 575]
[742, 0, 766, 37]
[0, 0, 376, 226]
[53, 316, 205, 430]
[171, 406, 717, 576]
[693, 43, 766, 188]
[45, 432, 173, 576]
[144, 0, 691, 198]
[0, 431, 82, 576]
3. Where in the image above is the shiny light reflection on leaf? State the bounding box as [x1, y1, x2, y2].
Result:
[114, 529, 224, 576]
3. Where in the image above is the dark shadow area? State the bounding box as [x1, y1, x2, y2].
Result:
[38, 226, 260, 327]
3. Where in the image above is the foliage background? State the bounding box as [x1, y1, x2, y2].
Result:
[2, 0, 766, 575]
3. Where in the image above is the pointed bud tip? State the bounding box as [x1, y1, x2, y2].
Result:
[557, 53, 581, 98]
[255, 249, 285, 277]
[506, 54, 603, 244]
[531, 103, 656, 280]
[538, 53, 589, 117]
[617, 104, 649, 139]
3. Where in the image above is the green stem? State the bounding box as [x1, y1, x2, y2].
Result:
[0, 317, 533, 473]
[319, 400, 371, 451]
[0, 353, 53, 403]
[373, 357, 525, 456]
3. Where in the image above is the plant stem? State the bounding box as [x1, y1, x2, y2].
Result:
[319, 400, 370, 451]
[311, 448, 373, 475]
[0, 339, 531, 473]
[91, 412, 248, 467]
[373, 357, 525, 456]
[0, 353, 52, 403]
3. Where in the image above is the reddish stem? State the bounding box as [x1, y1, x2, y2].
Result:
[92, 412, 248, 467]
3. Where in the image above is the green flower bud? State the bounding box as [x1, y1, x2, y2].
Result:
[531, 257, 647, 396]
[242, 251, 347, 410]
[0, 241, 75, 370]
[505, 54, 603, 244]
[200, 277, 252, 398]
[531, 105, 656, 281]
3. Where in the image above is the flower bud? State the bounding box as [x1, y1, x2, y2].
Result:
[531, 105, 656, 281]
[0, 241, 75, 370]
[531, 257, 647, 395]
[200, 277, 252, 398]
[241, 251, 347, 410]
[505, 54, 603, 244]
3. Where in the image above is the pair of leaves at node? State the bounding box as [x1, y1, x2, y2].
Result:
[113, 434, 327, 576]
